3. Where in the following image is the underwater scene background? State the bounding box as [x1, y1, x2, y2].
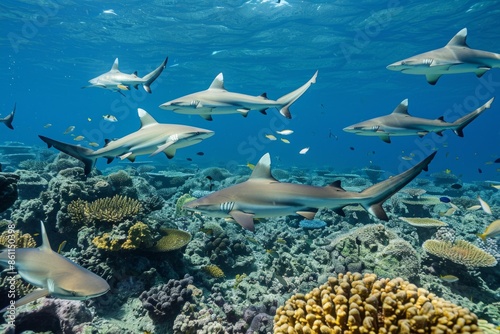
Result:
[0, 0, 499, 333]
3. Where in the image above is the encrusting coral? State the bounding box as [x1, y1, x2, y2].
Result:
[92, 221, 153, 251]
[274, 272, 483, 334]
[152, 228, 192, 252]
[68, 194, 142, 224]
[423, 239, 497, 268]
[203, 264, 225, 278]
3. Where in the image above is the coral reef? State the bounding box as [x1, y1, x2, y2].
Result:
[299, 219, 327, 229]
[175, 193, 196, 216]
[139, 274, 193, 323]
[152, 228, 192, 252]
[423, 239, 498, 268]
[0, 230, 36, 248]
[274, 272, 483, 333]
[92, 221, 153, 251]
[203, 264, 225, 278]
[0, 173, 19, 213]
[68, 195, 142, 225]
[399, 217, 448, 228]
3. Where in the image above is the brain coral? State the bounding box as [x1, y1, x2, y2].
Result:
[423, 239, 497, 268]
[274, 272, 482, 334]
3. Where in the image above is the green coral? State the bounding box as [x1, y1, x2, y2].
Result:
[152, 228, 191, 252]
[175, 193, 196, 216]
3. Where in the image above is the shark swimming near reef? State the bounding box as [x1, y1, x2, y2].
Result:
[159, 70, 318, 120]
[1, 103, 16, 130]
[0, 221, 109, 312]
[82, 57, 168, 94]
[386, 28, 500, 84]
[39, 108, 214, 175]
[343, 97, 494, 143]
[183, 152, 436, 231]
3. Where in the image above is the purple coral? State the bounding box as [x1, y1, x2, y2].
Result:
[139, 274, 193, 322]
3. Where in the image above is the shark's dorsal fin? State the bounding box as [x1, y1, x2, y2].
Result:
[133, 71, 138, 76]
[259, 92, 268, 99]
[327, 180, 346, 191]
[111, 58, 119, 72]
[209, 73, 225, 90]
[391, 99, 409, 115]
[249, 153, 278, 182]
[137, 108, 158, 128]
[446, 28, 469, 47]
[40, 221, 52, 252]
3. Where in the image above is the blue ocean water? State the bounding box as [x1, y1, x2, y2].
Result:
[1, 0, 499, 179]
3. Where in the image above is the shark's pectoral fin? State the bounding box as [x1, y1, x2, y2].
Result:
[164, 147, 177, 159]
[200, 114, 213, 121]
[119, 152, 134, 160]
[237, 109, 250, 117]
[7, 288, 50, 311]
[475, 67, 491, 78]
[296, 209, 318, 220]
[151, 142, 175, 157]
[425, 74, 442, 85]
[379, 134, 391, 143]
[229, 210, 256, 232]
[365, 203, 389, 221]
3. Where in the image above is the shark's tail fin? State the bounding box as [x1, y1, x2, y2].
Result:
[1, 103, 16, 130]
[142, 57, 168, 93]
[38, 135, 96, 175]
[276, 70, 318, 119]
[452, 97, 494, 137]
[359, 152, 437, 220]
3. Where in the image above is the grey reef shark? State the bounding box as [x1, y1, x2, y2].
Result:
[159, 70, 318, 120]
[82, 56, 168, 94]
[39, 108, 214, 175]
[1, 103, 16, 130]
[0, 221, 109, 312]
[343, 97, 494, 143]
[387, 28, 500, 85]
[183, 151, 436, 231]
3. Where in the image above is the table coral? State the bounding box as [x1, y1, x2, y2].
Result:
[423, 239, 497, 268]
[274, 272, 483, 334]
[152, 228, 192, 252]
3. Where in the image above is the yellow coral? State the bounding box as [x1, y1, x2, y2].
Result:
[67, 198, 87, 225]
[92, 222, 153, 251]
[68, 195, 142, 224]
[203, 264, 225, 278]
[152, 228, 192, 252]
[399, 217, 448, 227]
[274, 272, 482, 334]
[0, 230, 36, 248]
[122, 222, 154, 250]
[423, 239, 497, 268]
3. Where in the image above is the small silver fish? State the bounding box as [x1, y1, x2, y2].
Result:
[478, 195, 492, 214]
[103, 114, 118, 122]
[276, 129, 294, 135]
[63, 126, 75, 134]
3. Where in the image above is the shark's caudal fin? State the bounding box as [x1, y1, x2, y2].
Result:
[38, 135, 96, 175]
[276, 70, 318, 119]
[451, 97, 494, 137]
[142, 57, 168, 93]
[0, 103, 16, 130]
[359, 152, 437, 220]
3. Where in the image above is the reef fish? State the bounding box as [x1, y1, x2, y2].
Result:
[39, 108, 214, 175]
[103, 114, 118, 122]
[83, 57, 167, 94]
[183, 152, 436, 231]
[440, 275, 459, 283]
[478, 195, 492, 214]
[478, 219, 500, 240]
[0, 221, 109, 312]
[159, 71, 318, 120]
[276, 129, 294, 135]
[386, 28, 500, 85]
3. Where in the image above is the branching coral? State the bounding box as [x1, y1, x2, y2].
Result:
[274, 272, 483, 334]
[68, 195, 142, 224]
[0, 230, 36, 248]
[423, 239, 497, 268]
